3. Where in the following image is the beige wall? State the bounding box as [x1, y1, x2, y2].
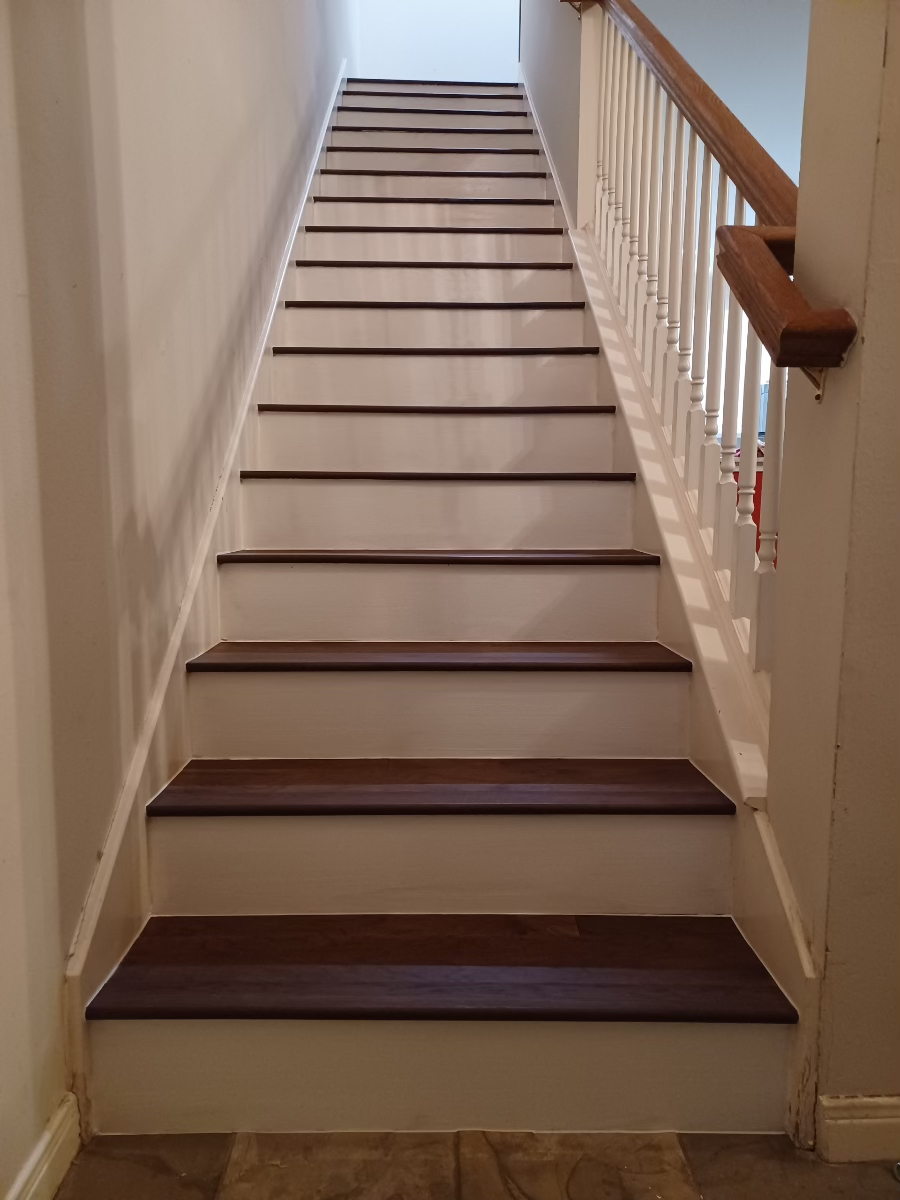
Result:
[0, 1, 68, 1187]
[767, 0, 899, 1145]
[1, 0, 351, 1188]
[519, 0, 582, 220]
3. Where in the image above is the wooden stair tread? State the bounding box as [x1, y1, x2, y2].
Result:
[347, 78, 521, 87]
[342, 92, 527, 102]
[312, 195, 551, 204]
[337, 107, 531, 118]
[282, 300, 583, 310]
[85, 914, 796, 1023]
[256, 404, 614, 415]
[271, 347, 600, 357]
[295, 260, 571, 269]
[319, 170, 548, 178]
[149, 758, 734, 817]
[186, 641, 691, 673]
[240, 470, 630, 481]
[333, 126, 535, 135]
[216, 549, 655, 565]
[305, 224, 563, 233]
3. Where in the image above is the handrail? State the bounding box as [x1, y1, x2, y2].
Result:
[716, 226, 857, 368]
[598, 0, 797, 226]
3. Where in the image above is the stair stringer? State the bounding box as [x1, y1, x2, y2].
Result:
[568, 227, 819, 1142]
[61, 59, 349, 1138]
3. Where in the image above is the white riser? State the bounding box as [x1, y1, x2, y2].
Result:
[342, 93, 527, 113]
[345, 82, 523, 96]
[187, 671, 689, 758]
[89, 1019, 790, 1134]
[219, 563, 656, 642]
[299, 229, 565, 262]
[324, 150, 542, 172]
[317, 173, 548, 199]
[289, 265, 575, 303]
[330, 128, 539, 150]
[273, 306, 583, 348]
[308, 200, 557, 228]
[336, 109, 533, 130]
[149, 813, 729, 916]
[256, 411, 613, 472]
[241, 479, 634, 550]
[271, 353, 600, 407]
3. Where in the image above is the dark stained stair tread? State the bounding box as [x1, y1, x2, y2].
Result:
[282, 300, 584, 310]
[305, 225, 565, 234]
[240, 470, 629, 481]
[329, 146, 540, 154]
[217, 549, 651, 565]
[256, 404, 614, 414]
[85, 913, 796, 1023]
[342, 92, 528, 101]
[337, 107, 531, 117]
[347, 78, 521, 87]
[295, 260, 572, 269]
[312, 195, 552, 204]
[319, 170, 548, 178]
[272, 348, 600, 357]
[186, 641, 692, 672]
[148, 757, 734, 817]
[333, 126, 536, 135]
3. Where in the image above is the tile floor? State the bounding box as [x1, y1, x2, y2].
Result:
[55, 1131, 900, 1200]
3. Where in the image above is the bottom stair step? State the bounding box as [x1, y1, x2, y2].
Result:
[86, 915, 796, 1133]
[87, 914, 796, 1023]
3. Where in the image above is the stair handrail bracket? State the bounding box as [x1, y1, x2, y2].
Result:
[589, 0, 856, 672]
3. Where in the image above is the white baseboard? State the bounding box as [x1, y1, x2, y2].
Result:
[3, 1094, 80, 1200]
[817, 1095, 900, 1162]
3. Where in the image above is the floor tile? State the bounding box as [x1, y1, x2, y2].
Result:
[215, 1131, 457, 1200]
[679, 1133, 900, 1200]
[459, 1131, 700, 1200]
[54, 1135, 233, 1200]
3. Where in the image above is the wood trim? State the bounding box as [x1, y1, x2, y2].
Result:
[304, 225, 565, 234]
[216, 549, 654, 566]
[239, 470, 632, 481]
[282, 300, 584, 310]
[334, 125, 536, 135]
[338, 106, 530, 118]
[347, 77, 521, 87]
[319, 169, 549, 178]
[599, 0, 797, 226]
[716, 225, 857, 368]
[311, 195, 554, 205]
[255, 404, 610, 414]
[271, 346, 600, 357]
[327, 146, 541, 154]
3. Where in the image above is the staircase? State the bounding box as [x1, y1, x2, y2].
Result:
[86, 76, 796, 1134]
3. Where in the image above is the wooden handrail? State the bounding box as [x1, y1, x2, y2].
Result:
[598, 0, 797, 226]
[716, 226, 856, 368]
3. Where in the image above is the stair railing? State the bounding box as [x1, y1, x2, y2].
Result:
[588, 0, 856, 669]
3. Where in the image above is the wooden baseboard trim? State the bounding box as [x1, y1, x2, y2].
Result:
[3, 1094, 80, 1200]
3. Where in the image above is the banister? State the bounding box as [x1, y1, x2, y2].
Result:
[596, 0, 797, 226]
[716, 225, 857, 369]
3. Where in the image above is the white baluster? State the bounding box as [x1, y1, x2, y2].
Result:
[596, 14, 615, 245]
[697, 169, 730, 529]
[712, 191, 746, 570]
[751, 364, 786, 670]
[730, 323, 762, 616]
[651, 97, 675, 402]
[625, 59, 645, 332]
[683, 145, 714, 491]
[633, 69, 653, 350]
[660, 114, 686, 432]
[641, 80, 663, 375]
[609, 33, 627, 275]
[671, 127, 699, 457]
[617, 48, 636, 301]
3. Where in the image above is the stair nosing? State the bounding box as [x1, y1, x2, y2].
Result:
[311, 195, 554, 205]
[217, 548, 656, 565]
[256, 403, 612, 414]
[319, 169, 547, 178]
[343, 90, 527, 100]
[293, 260, 573, 270]
[240, 470, 630, 482]
[272, 347, 598, 357]
[333, 126, 536, 135]
[186, 640, 691, 674]
[304, 225, 565, 234]
[347, 77, 521, 87]
[337, 106, 530, 117]
[148, 757, 733, 819]
[282, 300, 583, 310]
[327, 146, 541, 154]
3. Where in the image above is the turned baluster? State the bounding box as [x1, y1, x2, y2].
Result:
[650, 97, 675, 402]
[625, 59, 645, 330]
[641, 80, 663, 375]
[697, 169, 730, 529]
[712, 192, 747, 570]
[751, 364, 786, 669]
[731, 323, 763, 616]
[683, 145, 714, 490]
[671, 127, 699, 455]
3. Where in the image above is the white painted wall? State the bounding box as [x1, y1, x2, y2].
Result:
[1, 0, 352, 1188]
[0, 5, 69, 1190]
[519, 0, 583, 219]
[634, 0, 810, 182]
[351, 0, 520, 83]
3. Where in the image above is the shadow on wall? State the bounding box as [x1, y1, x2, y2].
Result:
[9, 0, 348, 951]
